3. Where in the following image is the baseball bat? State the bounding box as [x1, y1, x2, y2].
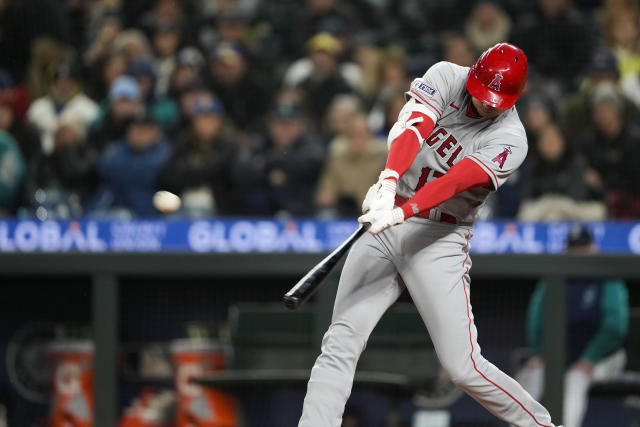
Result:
[282, 222, 371, 310]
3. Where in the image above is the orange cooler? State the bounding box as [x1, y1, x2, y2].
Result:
[170, 339, 236, 427]
[46, 340, 94, 427]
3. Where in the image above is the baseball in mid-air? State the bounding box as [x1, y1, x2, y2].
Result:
[153, 191, 181, 213]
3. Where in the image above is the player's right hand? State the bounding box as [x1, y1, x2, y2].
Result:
[361, 169, 398, 214]
[359, 207, 405, 234]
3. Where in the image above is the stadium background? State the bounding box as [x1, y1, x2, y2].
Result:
[0, 0, 639, 426]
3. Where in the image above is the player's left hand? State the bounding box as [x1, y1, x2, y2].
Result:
[358, 207, 405, 234]
[362, 169, 399, 214]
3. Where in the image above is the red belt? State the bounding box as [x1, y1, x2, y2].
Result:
[394, 194, 459, 225]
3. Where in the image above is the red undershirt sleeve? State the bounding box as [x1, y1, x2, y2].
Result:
[400, 157, 492, 219]
[385, 112, 435, 178]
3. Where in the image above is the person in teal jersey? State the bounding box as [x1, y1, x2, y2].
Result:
[516, 224, 629, 427]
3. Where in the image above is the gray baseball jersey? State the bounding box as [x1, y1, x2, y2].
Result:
[391, 61, 528, 224]
[298, 61, 557, 427]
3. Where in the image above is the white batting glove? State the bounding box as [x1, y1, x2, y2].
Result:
[358, 207, 405, 234]
[361, 169, 399, 214]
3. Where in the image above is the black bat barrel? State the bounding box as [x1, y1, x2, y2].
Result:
[282, 222, 370, 310]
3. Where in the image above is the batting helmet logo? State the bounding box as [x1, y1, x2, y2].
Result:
[487, 73, 503, 92]
[466, 43, 528, 110]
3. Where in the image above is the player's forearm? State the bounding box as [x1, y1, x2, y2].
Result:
[385, 113, 434, 179]
[400, 158, 491, 219]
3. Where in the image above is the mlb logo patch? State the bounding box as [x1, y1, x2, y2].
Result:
[413, 80, 436, 97]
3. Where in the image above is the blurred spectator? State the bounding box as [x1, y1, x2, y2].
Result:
[0, 68, 30, 124]
[88, 112, 171, 218]
[518, 123, 605, 221]
[441, 33, 476, 67]
[380, 0, 471, 52]
[86, 51, 128, 102]
[160, 96, 237, 217]
[516, 224, 628, 427]
[465, 1, 512, 54]
[27, 38, 75, 100]
[112, 29, 153, 63]
[285, 33, 356, 130]
[137, 0, 189, 36]
[254, 0, 310, 65]
[284, 32, 361, 90]
[83, 13, 123, 71]
[0, 129, 25, 216]
[150, 20, 183, 98]
[292, 0, 361, 58]
[0, 88, 40, 163]
[208, 42, 274, 131]
[520, 92, 558, 140]
[560, 49, 637, 138]
[366, 46, 410, 135]
[26, 62, 99, 156]
[25, 119, 94, 219]
[601, 6, 640, 81]
[512, 0, 591, 90]
[0, 0, 71, 83]
[126, 58, 180, 131]
[350, 36, 383, 100]
[167, 46, 206, 100]
[232, 95, 324, 216]
[88, 75, 144, 153]
[315, 113, 386, 217]
[370, 89, 406, 139]
[580, 83, 640, 218]
[324, 94, 363, 142]
[198, 5, 270, 74]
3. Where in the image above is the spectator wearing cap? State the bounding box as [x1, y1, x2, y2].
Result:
[160, 96, 237, 217]
[560, 49, 637, 138]
[579, 82, 640, 218]
[126, 58, 180, 132]
[208, 41, 274, 131]
[197, 6, 261, 65]
[232, 95, 324, 216]
[517, 224, 628, 427]
[284, 32, 361, 90]
[151, 20, 183, 98]
[292, 0, 362, 59]
[26, 62, 99, 156]
[88, 111, 171, 218]
[88, 76, 144, 153]
[284, 33, 356, 130]
[167, 46, 206, 100]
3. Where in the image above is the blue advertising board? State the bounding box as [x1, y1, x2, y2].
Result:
[0, 219, 638, 254]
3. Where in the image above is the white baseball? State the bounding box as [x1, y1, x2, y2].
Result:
[153, 191, 181, 213]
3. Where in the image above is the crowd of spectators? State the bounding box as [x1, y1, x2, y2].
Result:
[0, 0, 639, 221]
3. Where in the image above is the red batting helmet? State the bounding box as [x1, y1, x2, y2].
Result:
[466, 43, 528, 110]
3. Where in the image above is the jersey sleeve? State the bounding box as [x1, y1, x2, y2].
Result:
[467, 129, 528, 190]
[406, 61, 457, 123]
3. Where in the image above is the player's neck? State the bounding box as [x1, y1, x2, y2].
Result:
[466, 100, 482, 119]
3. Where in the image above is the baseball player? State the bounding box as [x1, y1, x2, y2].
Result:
[298, 43, 563, 427]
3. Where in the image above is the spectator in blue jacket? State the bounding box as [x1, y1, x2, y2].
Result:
[88, 112, 171, 218]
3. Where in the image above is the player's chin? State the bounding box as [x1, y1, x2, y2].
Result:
[479, 106, 504, 118]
